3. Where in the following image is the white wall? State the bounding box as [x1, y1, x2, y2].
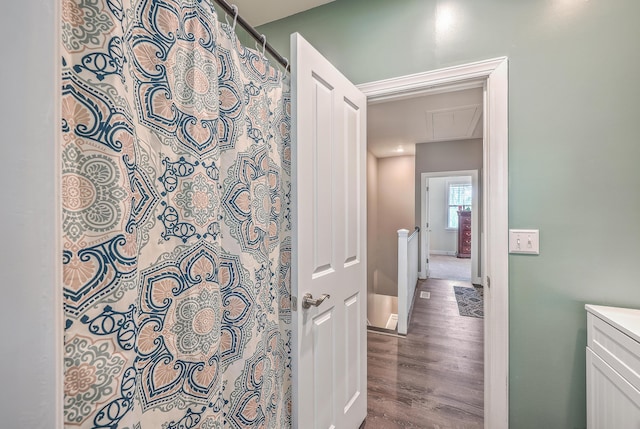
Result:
[428, 176, 471, 254]
[374, 155, 415, 297]
[0, 0, 59, 427]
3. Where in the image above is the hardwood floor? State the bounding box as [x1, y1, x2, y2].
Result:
[362, 278, 484, 428]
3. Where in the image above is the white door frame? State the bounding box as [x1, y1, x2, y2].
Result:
[420, 170, 480, 284]
[358, 57, 509, 429]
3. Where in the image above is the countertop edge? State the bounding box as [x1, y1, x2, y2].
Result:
[586, 304, 640, 344]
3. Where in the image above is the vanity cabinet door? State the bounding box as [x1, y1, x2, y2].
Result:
[587, 347, 640, 428]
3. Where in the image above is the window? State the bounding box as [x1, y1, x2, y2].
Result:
[447, 182, 472, 229]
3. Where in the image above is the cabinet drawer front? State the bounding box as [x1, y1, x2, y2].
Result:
[587, 348, 640, 428]
[588, 313, 640, 391]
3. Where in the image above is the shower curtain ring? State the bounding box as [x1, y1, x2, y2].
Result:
[231, 4, 238, 31]
[260, 34, 267, 58]
[284, 57, 290, 72]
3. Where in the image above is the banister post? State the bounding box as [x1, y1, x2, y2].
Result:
[397, 229, 409, 335]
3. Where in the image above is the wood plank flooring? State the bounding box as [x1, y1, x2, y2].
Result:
[361, 278, 484, 428]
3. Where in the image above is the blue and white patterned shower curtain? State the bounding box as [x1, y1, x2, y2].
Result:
[61, 0, 291, 426]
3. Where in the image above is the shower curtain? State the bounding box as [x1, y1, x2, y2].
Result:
[61, 0, 291, 427]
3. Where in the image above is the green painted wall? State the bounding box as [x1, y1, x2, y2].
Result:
[259, 1, 640, 427]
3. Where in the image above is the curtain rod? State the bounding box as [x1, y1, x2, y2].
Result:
[212, 0, 289, 71]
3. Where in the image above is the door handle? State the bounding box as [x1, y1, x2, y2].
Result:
[302, 293, 330, 309]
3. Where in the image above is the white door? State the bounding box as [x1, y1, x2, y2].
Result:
[291, 33, 367, 429]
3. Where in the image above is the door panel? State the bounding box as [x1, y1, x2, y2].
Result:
[311, 76, 334, 277]
[291, 32, 367, 429]
[344, 293, 361, 413]
[313, 309, 335, 429]
[344, 98, 361, 267]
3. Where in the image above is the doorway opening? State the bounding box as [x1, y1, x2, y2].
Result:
[427, 174, 473, 282]
[422, 170, 480, 285]
[359, 57, 509, 429]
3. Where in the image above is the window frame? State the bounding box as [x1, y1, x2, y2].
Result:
[445, 180, 472, 230]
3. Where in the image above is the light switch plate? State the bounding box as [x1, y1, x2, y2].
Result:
[509, 229, 539, 254]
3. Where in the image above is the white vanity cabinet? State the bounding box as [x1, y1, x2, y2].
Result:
[586, 304, 640, 428]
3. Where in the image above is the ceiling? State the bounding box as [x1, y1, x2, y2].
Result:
[367, 87, 484, 158]
[228, 0, 335, 26]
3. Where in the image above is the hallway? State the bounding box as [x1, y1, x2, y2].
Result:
[362, 278, 484, 428]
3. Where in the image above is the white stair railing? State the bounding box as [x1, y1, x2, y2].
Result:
[397, 227, 420, 335]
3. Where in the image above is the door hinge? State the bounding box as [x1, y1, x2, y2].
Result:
[426, 258, 429, 264]
[426, 186, 429, 192]
[291, 295, 297, 311]
[486, 276, 491, 288]
[426, 222, 429, 228]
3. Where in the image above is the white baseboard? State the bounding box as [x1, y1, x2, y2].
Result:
[386, 314, 398, 330]
[430, 250, 457, 256]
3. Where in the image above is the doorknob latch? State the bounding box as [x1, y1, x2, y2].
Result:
[302, 293, 330, 309]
